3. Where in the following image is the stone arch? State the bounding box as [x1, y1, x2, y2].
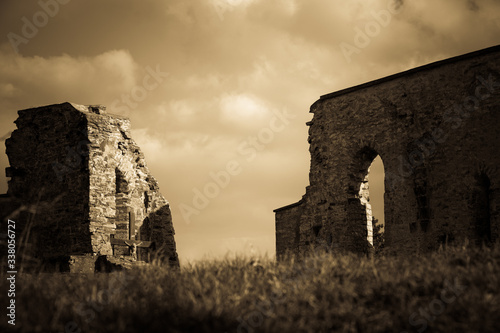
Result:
[347, 146, 384, 251]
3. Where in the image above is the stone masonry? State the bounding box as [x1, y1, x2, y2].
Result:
[1, 102, 178, 271]
[275, 45, 500, 257]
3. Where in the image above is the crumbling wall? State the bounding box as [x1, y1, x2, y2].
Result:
[5, 104, 92, 259]
[82, 104, 178, 265]
[276, 45, 500, 257]
[2, 102, 179, 270]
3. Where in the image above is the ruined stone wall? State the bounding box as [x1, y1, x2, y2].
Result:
[83, 104, 178, 265]
[5, 104, 92, 258]
[276, 45, 500, 257]
[274, 200, 303, 257]
[2, 102, 178, 269]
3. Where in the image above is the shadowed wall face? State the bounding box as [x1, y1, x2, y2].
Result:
[276, 47, 500, 257]
[4, 104, 92, 258]
[2, 103, 178, 270]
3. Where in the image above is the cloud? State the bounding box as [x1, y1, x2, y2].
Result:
[219, 93, 270, 124]
[467, 0, 480, 11]
[0, 46, 141, 192]
[0, 45, 138, 109]
[158, 100, 196, 123]
[0, 83, 16, 97]
[131, 128, 164, 163]
[210, 0, 262, 20]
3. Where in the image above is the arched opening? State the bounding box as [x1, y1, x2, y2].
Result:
[348, 148, 385, 252]
[357, 155, 385, 246]
[366, 156, 385, 251]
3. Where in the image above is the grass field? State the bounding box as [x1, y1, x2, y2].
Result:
[1, 245, 499, 333]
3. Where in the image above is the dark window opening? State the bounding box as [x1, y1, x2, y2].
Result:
[129, 210, 135, 240]
[474, 173, 492, 246]
[116, 169, 128, 194]
[312, 225, 322, 237]
[114, 168, 130, 255]
[414, 167, 430, 232]
[144, 191, 149, 210]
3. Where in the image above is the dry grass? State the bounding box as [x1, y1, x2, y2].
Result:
[1, 245, 499, 333]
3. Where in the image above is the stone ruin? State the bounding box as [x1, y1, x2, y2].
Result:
[275, 45, 500, 257]
[0, 102, 178, 272]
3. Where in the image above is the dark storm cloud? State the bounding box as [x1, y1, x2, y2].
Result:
[468, 0, 480, 11]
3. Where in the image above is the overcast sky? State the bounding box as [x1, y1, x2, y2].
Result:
[0, 0, 499, 263]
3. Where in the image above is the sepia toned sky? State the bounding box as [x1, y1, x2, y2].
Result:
[0, 0, 499, 263]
